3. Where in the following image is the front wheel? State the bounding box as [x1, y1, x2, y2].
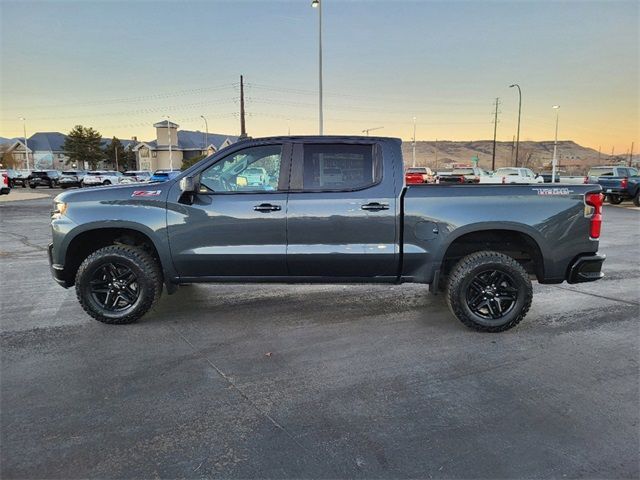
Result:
[75, 245, 162, 324]
[446, 251, 533, 332]
[608, 194, 623, 205]
[103, 180, 111, 185]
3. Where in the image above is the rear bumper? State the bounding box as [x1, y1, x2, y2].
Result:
[48, 243, 70, 288]
[567, 254, 605, 284]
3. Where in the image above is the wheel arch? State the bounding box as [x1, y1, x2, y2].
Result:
[436, 224, 546, 283]
[60, 223, 169, 287]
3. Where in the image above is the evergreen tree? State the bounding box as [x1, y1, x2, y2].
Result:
[105, 137, 125, 171]
[63, 125, 104, 169]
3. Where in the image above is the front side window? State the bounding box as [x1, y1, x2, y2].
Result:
[301, 144, 378, 191]
[200, 145, 282, 193]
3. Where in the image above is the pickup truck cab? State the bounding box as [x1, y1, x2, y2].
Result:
[586, 166, 640, 206]
[49, 136, 605, 332]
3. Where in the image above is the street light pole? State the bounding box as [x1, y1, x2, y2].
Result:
[551, 105, 560, 184]
[311, 0, 323, 135]
[200, 115, 208, 153]
[509, 84, 521, 167]
[166, 116, 173, 171]
[412, 116, 417, 167]
[20, 117, 29, 170]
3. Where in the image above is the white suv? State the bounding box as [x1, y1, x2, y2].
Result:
[82, 171, 124, 187]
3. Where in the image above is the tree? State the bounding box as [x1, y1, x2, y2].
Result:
[180, 154, 206, 169]
[0, 143, 19, 169]
[63, 125, 104, 170]
[105, 137, 125, 171]
[122, 144, 137, 171]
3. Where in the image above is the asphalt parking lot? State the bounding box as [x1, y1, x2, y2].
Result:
[1, 189, 639, 479]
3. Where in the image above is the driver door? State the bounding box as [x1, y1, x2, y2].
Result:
[167, 143, 291, 278]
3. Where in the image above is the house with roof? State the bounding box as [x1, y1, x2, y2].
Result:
[4, 133, 137, 170]
[134, 120, 237, 171]
[6, 132, 69, 170]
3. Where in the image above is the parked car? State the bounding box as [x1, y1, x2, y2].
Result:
[481, 167, 544, 184]
[29, 170, 61, 188]
[405, 167, 434, 184]
[586, 166, 640, 205]
[241, 167, 269, 187]
[438, 167, 491, 184]
[82, 171, 124, 187]
[150, 170, 182, 182]
[2, 169, 29, 188]
[59, 170, 88, 189]
[121, 170, 152, 184]
[49, 136, 605, 332]
[0, 170, 12, 194]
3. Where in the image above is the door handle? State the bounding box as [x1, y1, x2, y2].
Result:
[254, 203, 281, 212]
[361, 202, 389, 211]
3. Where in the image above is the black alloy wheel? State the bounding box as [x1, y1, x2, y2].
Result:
[89, 262, 140, 312]
[466, 269, 518, 320]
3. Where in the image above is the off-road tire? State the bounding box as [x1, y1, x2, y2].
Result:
[446, 251, 533, 332]
[75, 245, 162, 324]
[608, 194, 623, 205]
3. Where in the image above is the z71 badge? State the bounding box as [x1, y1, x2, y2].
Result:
[132, 190, 161, 197]
[532, 187, 573, 196]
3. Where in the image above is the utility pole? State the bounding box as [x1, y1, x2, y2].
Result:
[412, 117, 417, 167]
[491, 98, 500, 171]
[510, 135, 515, 165]
[629, 142, 635, 167]
[551, 105, 560, 183]
[434, 139, 438, 171]
[239, 75, 247, 139]
[509, 84, 522, 167]
[311, 0, 323, 135]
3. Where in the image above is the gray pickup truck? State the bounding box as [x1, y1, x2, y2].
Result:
[49, 136, 605, 332]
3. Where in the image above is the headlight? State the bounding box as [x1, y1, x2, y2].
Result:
[51, 201, 68, 219]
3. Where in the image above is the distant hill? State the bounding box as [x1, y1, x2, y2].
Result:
[0, 137, 17, 145]
[401, 140, 634, 173]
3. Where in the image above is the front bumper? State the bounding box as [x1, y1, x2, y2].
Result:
[567, 254, 605, 284]
[48, 243, 70, 288]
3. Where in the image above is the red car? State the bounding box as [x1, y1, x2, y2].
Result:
[405, 167, 434, 184]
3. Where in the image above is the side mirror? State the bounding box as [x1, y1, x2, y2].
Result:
[179, 176, 197, 193]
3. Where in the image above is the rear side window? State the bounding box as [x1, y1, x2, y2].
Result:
[589, 168, 613, 177]
[301, 144, 379, 191]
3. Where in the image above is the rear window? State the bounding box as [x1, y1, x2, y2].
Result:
[407, 167, 428, 173]
[588, 168, 614, 177]
[300, 144, 379, 191]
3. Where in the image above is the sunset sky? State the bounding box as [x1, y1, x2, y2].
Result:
[1, 0, 638, 152]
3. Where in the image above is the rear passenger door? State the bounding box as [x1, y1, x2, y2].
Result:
[286, 142, 398, 278]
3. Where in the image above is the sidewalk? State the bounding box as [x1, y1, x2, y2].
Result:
[0, 190, 51, 202]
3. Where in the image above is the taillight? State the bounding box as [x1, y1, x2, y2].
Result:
[621, 177, 628, 189]
[501, 176, 506, 184]
[2, 173, 7, 186]
[458, 176, 465, 184]
[585, 192, 603, 239]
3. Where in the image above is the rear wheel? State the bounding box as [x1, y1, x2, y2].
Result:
[633, 192, 640, 207]
[608, 194, 623, 205]
[75, 245, 162, 324]
[446, 251, 532, 332]
[103, 180, 111, 185]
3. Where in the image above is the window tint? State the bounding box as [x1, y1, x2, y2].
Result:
[617, 168, 629, 177]
[628, 168, 638, 176]
[301, 144, 378, 190]
[200, 145, 282, 193]
[588, 168, 613, 177]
